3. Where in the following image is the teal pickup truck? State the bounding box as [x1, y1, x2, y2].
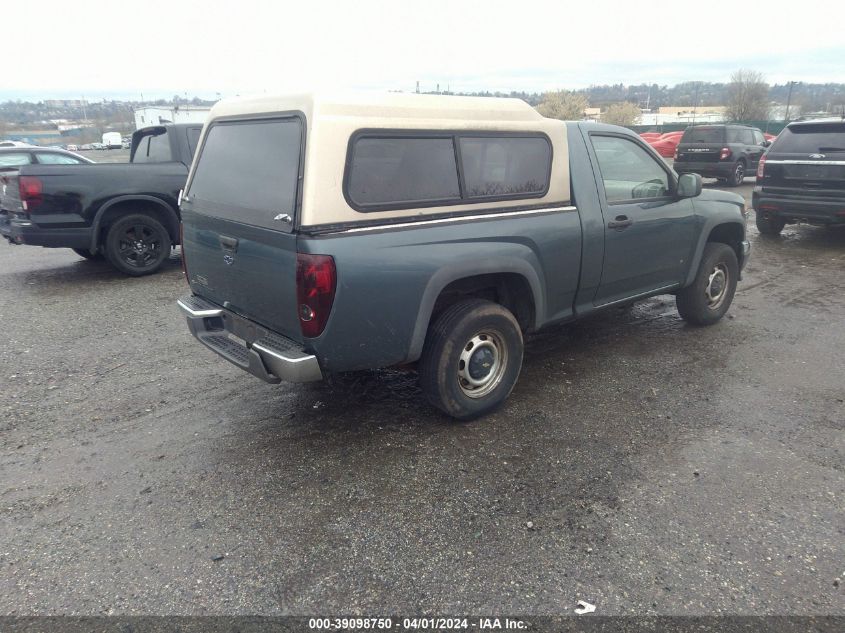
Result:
[177, 93, 750, 419]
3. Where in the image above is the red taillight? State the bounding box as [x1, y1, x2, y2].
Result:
[179, 222, 189, 282]
[673, 147, 679, 160]
[756, 154, 767, 179]
[19, 176, 43, 211]
[296, 253, 336, 338]
[719, 147, 731, 160]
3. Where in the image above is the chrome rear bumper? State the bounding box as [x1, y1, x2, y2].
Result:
[177, 294, 322, 384]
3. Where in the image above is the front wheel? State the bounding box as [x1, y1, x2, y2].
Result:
[418, 299, 523, 420]
[676, 243, 738, 326]
[104, 213, 172, 276]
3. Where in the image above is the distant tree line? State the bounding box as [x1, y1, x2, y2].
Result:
[442, 80, 845, 115]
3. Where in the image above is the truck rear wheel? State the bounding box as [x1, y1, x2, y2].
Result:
[676, 242, 738, 326]
[755, 212, 785, 236]
[728, 160, 746, 187]
[419, 299, 523, 420]
[104, 213, 172, 276]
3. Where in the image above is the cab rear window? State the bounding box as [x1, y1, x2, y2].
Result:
[773, 124, 845, 154]
[346, 133, 551, 211]
[134, 131, 172, 163]
[187, 118, 302, 230]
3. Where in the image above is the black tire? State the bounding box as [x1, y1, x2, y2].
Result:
[71, 248, 103, 260]
[676, 242, 739, 326]
[728, 160, 746, 187]
[419, 299, 523, 420]
[104, 213, 172, 276]
[755, 212, 786, 236]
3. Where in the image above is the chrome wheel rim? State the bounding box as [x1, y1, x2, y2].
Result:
[706, 264, 729, 309]
[734, 164, 744, 184]
[457, 331, 507, 398]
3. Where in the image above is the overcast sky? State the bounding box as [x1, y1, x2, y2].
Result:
[4, 0, 844, 101]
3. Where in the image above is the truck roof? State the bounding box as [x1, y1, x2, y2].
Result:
[197, 91, 570, 228]
[209, 91, 546, 126]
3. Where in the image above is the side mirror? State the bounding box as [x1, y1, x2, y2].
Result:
[761, 140, 772, 147]
[677, 173, 702, 199]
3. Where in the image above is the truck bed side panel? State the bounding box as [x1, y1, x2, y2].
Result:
[298, 208, 582, 373]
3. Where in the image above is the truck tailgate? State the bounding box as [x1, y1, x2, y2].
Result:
[181, 209, 302, 341]
[180, 116, 305, 343]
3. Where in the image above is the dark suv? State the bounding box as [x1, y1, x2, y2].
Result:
[753, 119, 845, 235]
[674, 124, 769, 187]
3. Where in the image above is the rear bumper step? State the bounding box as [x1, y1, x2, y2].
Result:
[177, 294, 322, 384]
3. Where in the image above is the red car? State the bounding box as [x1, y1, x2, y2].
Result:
[650, 133, 683, 158]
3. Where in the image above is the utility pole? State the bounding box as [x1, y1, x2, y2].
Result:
[784, 81, 795, 123]
[415, 81, 420, 94]
[81, 95, 87, 123]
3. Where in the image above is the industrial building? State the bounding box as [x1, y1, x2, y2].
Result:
[133, 105, 213, 129]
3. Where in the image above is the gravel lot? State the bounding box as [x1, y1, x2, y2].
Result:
[0, 178, 843, 616]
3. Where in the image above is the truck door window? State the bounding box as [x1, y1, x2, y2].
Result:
[591, 135, 670, 202]
[459, 136, 550, 198]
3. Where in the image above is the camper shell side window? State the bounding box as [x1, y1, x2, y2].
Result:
[344, 130, 553, 212]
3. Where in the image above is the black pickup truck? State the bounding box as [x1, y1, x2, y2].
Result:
[0, 123, 202, 275]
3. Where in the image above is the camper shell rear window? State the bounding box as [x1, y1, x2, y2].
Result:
[186, 116, 303, 231]
[344, 130, 552, 212]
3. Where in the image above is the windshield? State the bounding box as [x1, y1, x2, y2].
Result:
[681, 127, 725, 144]
[774, 123, 845, 154]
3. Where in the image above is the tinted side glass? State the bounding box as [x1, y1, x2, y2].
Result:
[753, 130, 765, 145]
[773, 124, 845, 154]
[740, 129, 754, 144]
[0, 152, 32, 167]
[36, 152, 85, 165]
[682, 127, 725, 144]
[591, 135, 670, 202]
[459, 137, 550, 198]
[348, 137, 460, 207]
[188, 118, 301, 230]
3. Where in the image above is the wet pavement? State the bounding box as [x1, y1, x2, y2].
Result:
[0, 181, 843, 615]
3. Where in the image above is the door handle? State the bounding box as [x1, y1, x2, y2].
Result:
[219, 235, 238, 251]
[608, 215, 633, 230]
